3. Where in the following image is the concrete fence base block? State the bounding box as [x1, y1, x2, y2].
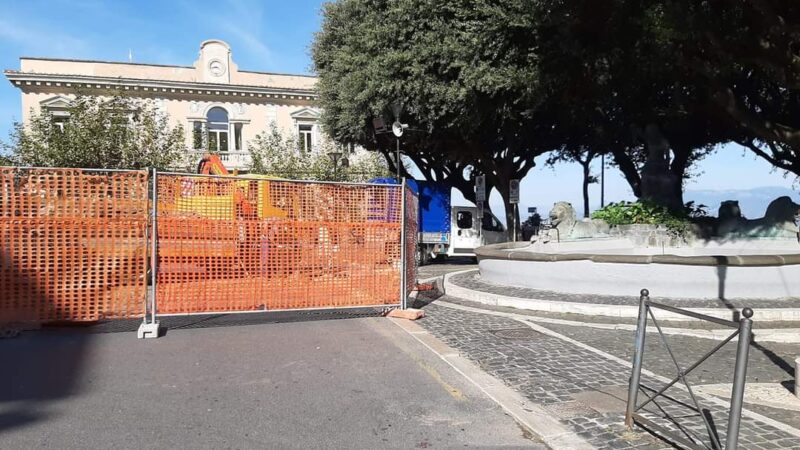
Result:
[796, 357, 800, 399]
[387, 308, 425, 320]
[137, 321, 161, 339]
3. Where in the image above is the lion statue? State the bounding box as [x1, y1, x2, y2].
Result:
[717, 196, 800, 238]
[547, 201, 609, 240]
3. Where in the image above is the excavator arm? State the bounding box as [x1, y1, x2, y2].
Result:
[197, 153, 230, 176]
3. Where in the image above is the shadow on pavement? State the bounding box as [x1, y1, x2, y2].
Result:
[0, 251, 92, 434]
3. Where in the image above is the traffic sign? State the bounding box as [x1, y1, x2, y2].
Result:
[509, 179, 520, 204]
[475, 175, 486, 202]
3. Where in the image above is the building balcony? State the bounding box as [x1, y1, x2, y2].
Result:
[187, 150, 252, 171]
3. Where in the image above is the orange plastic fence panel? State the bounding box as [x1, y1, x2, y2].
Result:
[0, 168, 148, 322]
[155, 174, 403, 314]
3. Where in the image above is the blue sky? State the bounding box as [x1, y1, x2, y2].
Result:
[0, 0, 796, 218]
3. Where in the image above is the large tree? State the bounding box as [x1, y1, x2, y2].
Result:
[6, 94, 186, 170]
[312, 0, 551, 231]
[542, 0, 800, 195]
[663, 0, 800, 177]
[535, 0, 728, 211]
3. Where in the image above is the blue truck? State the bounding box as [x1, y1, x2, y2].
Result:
[372, 178, 507, 265]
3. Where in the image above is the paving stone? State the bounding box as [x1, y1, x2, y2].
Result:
[417, 300, 800, 449]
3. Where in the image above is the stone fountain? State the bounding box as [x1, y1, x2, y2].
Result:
[477, 197, 800, 300]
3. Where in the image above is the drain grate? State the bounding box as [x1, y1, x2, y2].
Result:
[490, 327, 541, 340]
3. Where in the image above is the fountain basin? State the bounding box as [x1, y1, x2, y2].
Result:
[476, 238, 800, 299]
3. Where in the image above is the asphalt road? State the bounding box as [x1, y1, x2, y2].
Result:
[0, 317, 539, 449]
[417, 257, 477, 280]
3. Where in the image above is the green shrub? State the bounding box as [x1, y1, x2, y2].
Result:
[591, 201, 691, 234]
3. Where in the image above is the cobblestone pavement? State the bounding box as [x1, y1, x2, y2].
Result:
[532, 321, 800, 430]
[451, 270, 800, 309]
[417, 299, 800, 449]
[441, 296, 800, 330]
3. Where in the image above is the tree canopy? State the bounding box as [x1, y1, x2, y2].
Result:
[5, 94, 186, 170]
[315, 0, 799, 218]
[312, 0, 552, 229]
[537, 0, 799, 195]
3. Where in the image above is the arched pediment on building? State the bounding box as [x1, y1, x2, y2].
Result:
[290, 107, 321, 121]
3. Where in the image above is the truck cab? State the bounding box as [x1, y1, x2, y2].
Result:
[448, 206, 506, 258]
[367, 177, 508, 265]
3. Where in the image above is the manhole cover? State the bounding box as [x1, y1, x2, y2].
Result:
[490, 328, 541, 340]
[542, 401, 596, 419]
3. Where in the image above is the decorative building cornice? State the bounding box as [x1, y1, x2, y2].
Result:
[3, 71, 318, 101]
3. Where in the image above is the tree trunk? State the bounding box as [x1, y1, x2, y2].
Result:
[669, 146, 692, 210]
[581, 161, 591, 218]
[495, 183, 518, 241]
[610, 148, 642, 198]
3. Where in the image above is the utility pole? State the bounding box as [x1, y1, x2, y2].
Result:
[395, 137, 401, 183]
[601, 153, 606, 208]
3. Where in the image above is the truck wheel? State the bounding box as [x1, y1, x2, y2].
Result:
[415, 247, 430, 266]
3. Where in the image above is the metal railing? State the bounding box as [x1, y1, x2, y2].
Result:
[187, 150, 251, 169]
[625, 289, 753, 450]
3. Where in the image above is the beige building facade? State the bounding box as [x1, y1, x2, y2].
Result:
[4, 39, 322, 170]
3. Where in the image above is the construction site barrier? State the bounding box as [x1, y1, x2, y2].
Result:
[0, 167, 148, 322]
[154, 172, 405, 315]
[403, 184, 419, 299]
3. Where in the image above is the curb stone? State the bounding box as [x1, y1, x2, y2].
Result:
[444, 270, 800, 323]
[389, 317, 595, 449]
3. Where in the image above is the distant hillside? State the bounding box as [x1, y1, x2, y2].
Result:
[685, 186, 799, 218]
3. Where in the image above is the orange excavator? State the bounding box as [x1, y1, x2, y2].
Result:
[197, 153, 232, 176]
[158, 154, 288, 264]
[178, 153, 286, 219]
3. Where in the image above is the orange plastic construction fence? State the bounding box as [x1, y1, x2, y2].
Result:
[0, 168, 148, 322]
[155, 174, 404, 314]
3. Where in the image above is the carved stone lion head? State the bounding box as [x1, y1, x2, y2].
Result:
[549, 201, 577, 229]
[764, 196, 800, 223]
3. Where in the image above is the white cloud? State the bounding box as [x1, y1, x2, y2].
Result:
[0, 17, 91, 58]
[178, 0, 273, 67]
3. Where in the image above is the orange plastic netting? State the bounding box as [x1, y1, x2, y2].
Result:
[155, 174, 404, 314]
[0, 168, 148, 322]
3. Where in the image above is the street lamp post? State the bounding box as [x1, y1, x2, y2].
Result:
[395, 137, 401, 183]
[328, 150, 348, 181]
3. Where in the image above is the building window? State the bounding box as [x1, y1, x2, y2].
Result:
[234, 123, 243, 151]
[192, 122, 203, 149]
[298, 124, 313, 152]
[52, 115, 69, 132]
[207, 107, 229, 152]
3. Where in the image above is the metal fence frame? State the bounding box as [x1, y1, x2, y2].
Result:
[625, 289, 753, 450]
[138, 168, 411, 334]
[0, 165, 414, 334]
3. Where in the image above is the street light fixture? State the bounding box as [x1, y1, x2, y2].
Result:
[328, 150, 348, 180]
